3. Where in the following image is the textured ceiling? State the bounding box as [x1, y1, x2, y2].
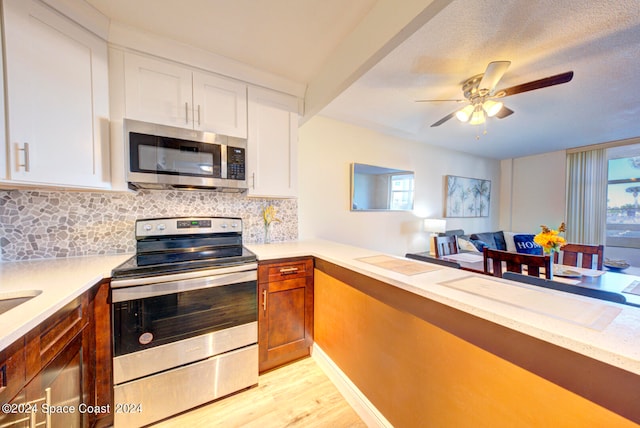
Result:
[321, 0, 640, 159]
[85, 0, 640, 160]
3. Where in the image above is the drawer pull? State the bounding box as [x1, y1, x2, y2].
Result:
[279, 267, 299, 275]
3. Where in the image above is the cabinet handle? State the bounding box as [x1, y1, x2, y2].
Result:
[262, 289, 267, 311]
[185, 102, 189, 124]
[22, 386, 51, 428]
[44, 387, 51, 428]
[279, 267, 299, 275]
[197, 105, 201, 125]
[29, 406, 37, 428]
[15, 142, 30, 172]
[252, 172, 256, 189]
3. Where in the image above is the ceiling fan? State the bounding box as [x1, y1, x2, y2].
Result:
[417, 61, 574, 127]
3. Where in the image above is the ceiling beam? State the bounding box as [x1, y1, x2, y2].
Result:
[302, 0, 454, 123]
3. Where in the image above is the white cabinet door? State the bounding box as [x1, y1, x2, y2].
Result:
[124, 53, 193, 128]
[247, 87, 298, 198]
[124, 53, 248, 138]
[193, 72, 247, 138]
[3, 0, 110, 188]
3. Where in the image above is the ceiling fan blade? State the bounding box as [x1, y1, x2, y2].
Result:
[430, 111, 457, 127]
[415, 99, 464, 103]
[499, 71, 574, 97]
[495, 106, 514, 119]
[478, 61, 511, 93]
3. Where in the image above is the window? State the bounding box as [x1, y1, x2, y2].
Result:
[390, 173, 414, 211]
[606, 148, 640, 248]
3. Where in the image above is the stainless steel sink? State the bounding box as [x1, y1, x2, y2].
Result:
[0, 290, 42, 315]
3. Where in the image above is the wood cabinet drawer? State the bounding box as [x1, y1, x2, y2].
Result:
[259, 258, 313, 283]
[26, 294, 87, 379]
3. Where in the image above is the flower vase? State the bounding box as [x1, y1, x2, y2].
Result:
[548, 249, 554, 281]
[264, 223, 272, 244]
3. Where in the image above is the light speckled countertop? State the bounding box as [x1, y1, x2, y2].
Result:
[0, 254, 131, 350]
[247, 240, 640, 376]
[2, 239, 640, 377]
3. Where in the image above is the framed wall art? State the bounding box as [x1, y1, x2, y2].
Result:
[445, 175, 491, 218]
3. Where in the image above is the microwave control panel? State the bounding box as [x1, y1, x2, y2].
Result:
[227, 146, 246, 180]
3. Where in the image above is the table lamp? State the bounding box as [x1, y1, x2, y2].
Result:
[424, 218, 447, 256]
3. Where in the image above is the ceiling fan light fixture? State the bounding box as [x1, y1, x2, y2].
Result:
[455, 104, 474, 122]
[469, 104, 486, 125]
[483, 99, 503, 117]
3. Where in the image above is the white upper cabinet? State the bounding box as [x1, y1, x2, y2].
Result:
[247, 87, 298, 198]
[193, 72, 247, 137]
[2, 0, 110, 189]
[123, 54, 192, 129]
[124, 52, 247, 138]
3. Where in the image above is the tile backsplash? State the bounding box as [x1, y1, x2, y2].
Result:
[0, 189, 297, 261]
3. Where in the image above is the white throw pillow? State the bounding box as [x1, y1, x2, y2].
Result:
[504, 232, 527, 252]
[458, 237, 480, 252]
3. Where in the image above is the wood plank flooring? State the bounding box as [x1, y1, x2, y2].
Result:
[151, 356, 367, 428]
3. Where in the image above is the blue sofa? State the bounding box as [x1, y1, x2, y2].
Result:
[441, 229, 542, 255]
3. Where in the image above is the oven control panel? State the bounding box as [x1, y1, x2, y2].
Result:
[136, 217, 242, 237]
[177, 219, 212, 229]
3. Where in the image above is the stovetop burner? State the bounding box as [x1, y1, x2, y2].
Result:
[111, 216, 256, 280]
[111, 247, 256, 279]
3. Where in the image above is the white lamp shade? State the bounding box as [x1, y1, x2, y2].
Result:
[483, 99, 503, 117]
[423, 218, 446, 233]
[469, 106, 485, 125]
[455, 105, 474, 122]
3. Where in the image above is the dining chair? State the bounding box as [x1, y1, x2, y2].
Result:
[502, 272, 627, 304]
[434, 235, 459, 258]
[405, 253, 461, 269]
[555, 243, 604, 270]
[483, 247, 551, 279]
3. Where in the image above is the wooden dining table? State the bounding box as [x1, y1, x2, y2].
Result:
[406, 251, 640, 307]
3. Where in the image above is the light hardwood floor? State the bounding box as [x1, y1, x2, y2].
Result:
[151, 356, 367, 428]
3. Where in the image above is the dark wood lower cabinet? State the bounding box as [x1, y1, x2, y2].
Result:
[0, 279, 112, 428]
[87, 281, 113, 428]
[25, 333, 84, 427]
[258, 257, 314, 373]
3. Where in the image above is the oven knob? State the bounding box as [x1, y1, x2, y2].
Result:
[231, 223, 238, 228]
[157, 224, 166, 231]
[144, 224, 152, 231]
[221, 223, 228, 228]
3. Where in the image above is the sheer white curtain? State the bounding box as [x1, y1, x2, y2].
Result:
[565, 148, 607, 245]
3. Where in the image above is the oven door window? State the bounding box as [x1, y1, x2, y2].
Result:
[113, 280, 256, 357]
[129, 132, 222, 178]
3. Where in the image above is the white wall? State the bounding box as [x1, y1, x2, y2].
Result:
[502, 148, 640, 268]
[500, 150, 566, 234]
[298, 116, 501, 256]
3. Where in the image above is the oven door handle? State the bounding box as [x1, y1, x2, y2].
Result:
[111, 263, 258, 289]
[112, 269, 257, 303]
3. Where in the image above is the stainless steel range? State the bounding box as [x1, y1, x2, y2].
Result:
[110, 217, 258, 427]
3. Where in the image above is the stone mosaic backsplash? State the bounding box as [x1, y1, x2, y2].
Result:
[0, 189, 297, 261]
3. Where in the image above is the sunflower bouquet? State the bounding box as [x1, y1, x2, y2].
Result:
[262, 205, 281, 243]
[262, 205, 281, 226]
[533, 222, 566, 254]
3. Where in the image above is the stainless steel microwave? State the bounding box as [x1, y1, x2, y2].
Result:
[124, 119, 247, 192]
